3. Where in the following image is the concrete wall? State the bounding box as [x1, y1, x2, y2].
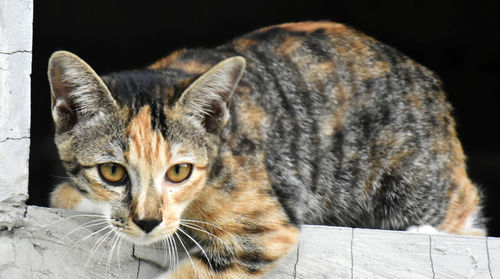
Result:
[0, 0, 32, 229]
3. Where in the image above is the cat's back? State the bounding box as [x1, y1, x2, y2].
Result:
[149, 21, 482, 233]
[222, 22, 477, 232]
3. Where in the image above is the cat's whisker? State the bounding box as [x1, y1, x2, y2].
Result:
[48, 173, 70, 179]
[62, 219, 110, 240]
[167, 236, 175, 272]
[175, 231, 199, 279]
[106, 231, 120, 275]
[177, 227, 213, 273]
[40, 213, 106, 230]
[180, 222, 224, 243]
[171, 233, 180, 273]
[163, 235, 175, 272]
[116, 236, 124, 271]
[179, 218, 224, 231]
[181, 219, 230, 234]
[70, 225, 113, 277]
[160, 237, 169, 270]
[84, 226, 116, 271]
[69, 224, 113, 252]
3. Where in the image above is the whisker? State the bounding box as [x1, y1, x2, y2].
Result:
[171, 234, 180, 274]
[40, 213, 105, 230]
[116, 236, 124, 271]
[106, 231, 120, 275]
[63, 219, 110, 240]
[69, 224, 112, 252]
[180, 222, 224, 243]
[169, 236, 175, 272]
[69, 225, 113, 277]
[84, 226, 116, 271]
[163, 235, 174, 272]
[179, 218, 224, 231]
[161, 237, 169, 270]
[178, 227, 213, 272]
[175, 231, 199, 279]
[48, 174, 70, 179]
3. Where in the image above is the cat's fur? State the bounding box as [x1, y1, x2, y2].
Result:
[48, 21, 485, 278]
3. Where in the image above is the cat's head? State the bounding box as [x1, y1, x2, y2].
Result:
[47, 51, 245, 244]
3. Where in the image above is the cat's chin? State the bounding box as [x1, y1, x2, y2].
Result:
[120, 232, 173, 246]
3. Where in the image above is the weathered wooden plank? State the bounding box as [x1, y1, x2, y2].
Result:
[2, 206, 499, 278]
[0, 206, 140, 278]
[263, 241, 298, 279]
[135, 242, 172, 269]
[352, 229, 433, 279]
[137, 259, 164, 279]
[431, 234, 491, 278]
[294, 226, 352, 278]
[487, 237, 500, 278]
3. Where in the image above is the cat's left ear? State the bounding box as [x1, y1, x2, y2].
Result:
[178, 56, 246, 134]
[48, 51, 118, 132]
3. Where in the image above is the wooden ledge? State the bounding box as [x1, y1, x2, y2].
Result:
[0, 205, 498, 278]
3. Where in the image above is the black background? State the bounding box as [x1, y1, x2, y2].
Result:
[29, 0, 500, 236]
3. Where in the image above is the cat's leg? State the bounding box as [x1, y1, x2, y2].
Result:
[405, 197, 485, 236]
[157, 223, 299, 279]
[437, 169, 486, 236]
[50, 182, 109, 214]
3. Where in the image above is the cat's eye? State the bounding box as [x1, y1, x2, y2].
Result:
[165, 163, 193, 183]
[98, 163, 128, 185]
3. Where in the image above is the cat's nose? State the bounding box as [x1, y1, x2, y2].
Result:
[133, 218, 161, 233]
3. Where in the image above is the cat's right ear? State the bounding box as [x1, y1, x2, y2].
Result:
[177, 56, 246, 134]
[48, 51, 118, 132]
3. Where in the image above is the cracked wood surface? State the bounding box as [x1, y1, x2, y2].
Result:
[1, 206, 498, 279]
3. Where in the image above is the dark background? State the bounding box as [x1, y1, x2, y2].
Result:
[29, 0, 500, 236]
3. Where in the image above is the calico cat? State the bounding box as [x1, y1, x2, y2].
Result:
[48, 21, 485, 278]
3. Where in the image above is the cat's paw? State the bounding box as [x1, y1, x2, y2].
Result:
[405, 225, 442, 234]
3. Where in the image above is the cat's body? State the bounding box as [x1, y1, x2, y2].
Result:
[48, 22, 484, 278]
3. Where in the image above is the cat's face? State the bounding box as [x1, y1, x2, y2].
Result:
[48, 51, 245, 244]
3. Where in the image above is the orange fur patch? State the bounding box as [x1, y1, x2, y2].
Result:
[234, 38, 258, 52]
[320, 83, 349, 136]
[140, 186, 163, 220]
[438, 165, 481, 235]
[126, 106, 171, 169]
[148, 49, 188, 70]
[149, 49, 212, 74]
[306, 60, 336, 83]
[126, 106, 172, 219]
[89, 182, 116, 201]
[170, 60, 213, 74]
[50, 183, 83, 209]
[277, 36, 303, 56]
[237, 102, 268, 142]
[262, 21, 350, 36]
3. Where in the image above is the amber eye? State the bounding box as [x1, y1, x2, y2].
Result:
[166, 163, 193, 183]
[98, 163, 128, 185]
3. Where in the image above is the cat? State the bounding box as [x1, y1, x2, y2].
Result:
[48, 21, 485, 278]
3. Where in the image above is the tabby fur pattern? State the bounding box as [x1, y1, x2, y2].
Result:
[48, 21, 485, 278]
